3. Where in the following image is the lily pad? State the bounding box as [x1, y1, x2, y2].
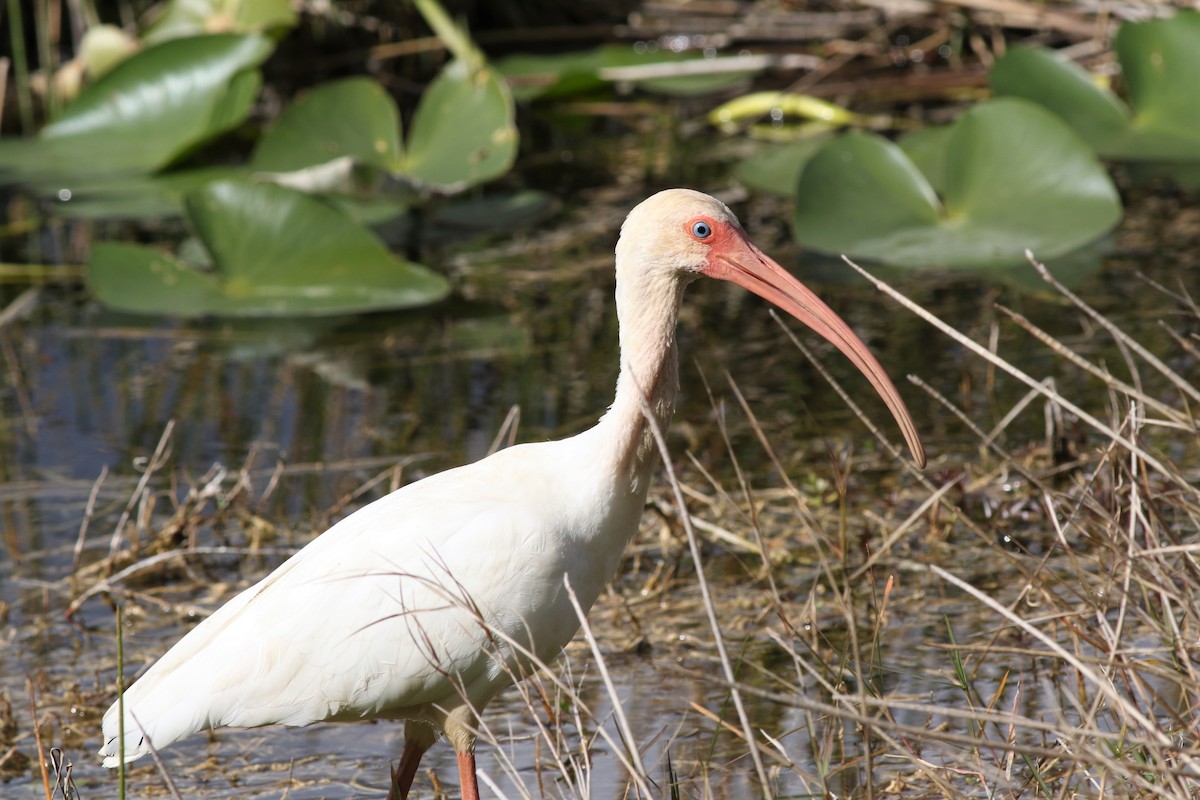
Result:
[142, 0, 297, 45]
[990, 12, 1200, 161]
[50, 166, 244, 220]
[1116, 11, 1200, 155]
[250, 1, 514, 193]
[251, 78, 402, 174]
[252, 66, 516, 193]
[498, 45, 757, 101]
[897, 125, 954, 195]
[734, 139, 831, 197]
[88, 180, 451, 316]
[792, 99, 1122, 269]
[0, 34, 272, 182]
[401, 60, 518, 190]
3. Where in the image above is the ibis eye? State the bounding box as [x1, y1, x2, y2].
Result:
[691, 220, 713, 240]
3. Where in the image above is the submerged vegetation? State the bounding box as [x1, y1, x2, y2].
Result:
[1, 0, 1198, 798]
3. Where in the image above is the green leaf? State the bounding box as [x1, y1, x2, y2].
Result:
[142, 0, 297, 45]
[402, 60, 518, 190]
[989, 48, 1130, 154]
[1117, 11, 1200, 149]
[411, 0, 484, 74]
[498, 49, 612, 101]
[50, 166, 244, 219]
[990, 13, 1200, 161]
[0, 34, 273, 181]
[793, 131, 941, 259]
[734, 139, 830, 198]
[89, 243, 229, 315]
[498, 45, 759, 101]
[942, 101, 1120, 255]
[793, 99, 1122, 269]
[88, 180, 451, 316]
[207, 67, 263, 134]
[253, 69, 516, 194]
[898, 125, 955, 195]
[637, 67, 758, 98]
[251, 77, 403, 173]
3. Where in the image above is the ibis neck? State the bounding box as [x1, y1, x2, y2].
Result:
[596, 269, 688, 493]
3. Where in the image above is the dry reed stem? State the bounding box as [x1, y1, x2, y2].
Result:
[106, 420, 176, 560]
[27, 679, 50, 800]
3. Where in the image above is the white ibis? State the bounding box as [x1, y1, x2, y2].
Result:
[99, 189, 925, 798]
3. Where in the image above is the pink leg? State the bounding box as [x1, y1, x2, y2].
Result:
[458, 750, 480, 800]
[388, 737, 427, 800]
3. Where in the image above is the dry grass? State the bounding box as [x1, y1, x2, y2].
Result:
[678, 260, 1195, 798]
[4, 249, 1194, 799]
[477, 255, 1198, 799]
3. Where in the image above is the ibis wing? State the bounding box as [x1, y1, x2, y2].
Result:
[100, 441, 579, 765]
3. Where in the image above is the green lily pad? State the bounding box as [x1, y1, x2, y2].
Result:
[88, 180, 451, 316]
[990, 11, 1200, 161]
[142, 0, 297, 45]
[499, 47, 615, 100]
[1117, 11, 1200, 154]
[253, 65, 516, 193]
[498, 45, 757, 101]
[49, 166, 244, 219]
[897, 125, 954, 195]
[401, 60, 518, 190]
[251, 77, 402, 174]
[734, 139, 831, 197]
[0, 34, 272, 182]
[792, 99, 1122, 269]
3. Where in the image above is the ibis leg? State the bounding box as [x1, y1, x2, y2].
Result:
[457, 750, 480, 800]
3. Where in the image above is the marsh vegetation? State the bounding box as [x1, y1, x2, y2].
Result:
[1, 0, 1197, 798]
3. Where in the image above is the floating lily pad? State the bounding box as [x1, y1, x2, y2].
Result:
[88, 180, 451, 316]
[142, 0, 297, 45]
[0, 34, 272, 182]
[498, 45, 758, 101]
[734, 139, 831, 197]
[252, 66, 516, 193]
[251, 78, 402, 174]
[50, 166, 244, 220]
[990, 12, 1200, 161]
[897, 125, 954, 195]
[401, 61, 518, 190]
[792, 99, 1122, 269]
[1115, 11, 1200, 156]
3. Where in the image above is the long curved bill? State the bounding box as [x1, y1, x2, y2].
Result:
[704, 231, 926, 468]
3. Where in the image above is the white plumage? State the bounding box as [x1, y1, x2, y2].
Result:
[100, 189, 924, 798]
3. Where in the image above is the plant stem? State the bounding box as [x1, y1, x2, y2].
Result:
[6, 0, 35, 133]
[410, 0, 484, 73]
